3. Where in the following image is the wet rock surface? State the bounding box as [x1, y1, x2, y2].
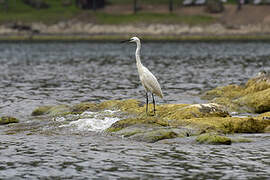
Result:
[0, 116, 19, 125]
[203, 71, 270, 114]
[30, 73, 270, 143]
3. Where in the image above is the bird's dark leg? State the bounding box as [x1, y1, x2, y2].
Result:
[152, 93, 156, 115]
[146, 92, 148, 115]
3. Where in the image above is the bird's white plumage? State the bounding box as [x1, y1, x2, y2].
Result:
[130, 37, 163, 98]
[139, 66, 163, 98]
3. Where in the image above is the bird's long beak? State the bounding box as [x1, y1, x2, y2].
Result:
[121, 40, 130, 43]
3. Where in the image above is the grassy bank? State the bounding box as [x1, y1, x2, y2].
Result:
[0, 0, 215, 25]
[0, 0, 79, 24]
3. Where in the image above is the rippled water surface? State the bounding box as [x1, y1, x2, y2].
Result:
[0, 42, 270, 179]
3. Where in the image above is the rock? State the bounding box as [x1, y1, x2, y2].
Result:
[131, 129, 179, 143]
[0, 116, 19, 125]
[105, 100, 269, 135]
[31, 105, 70, 116]
[264, 125, 270, 133]
[231, 137, 252, 143]
[115, 124, 195, 143]
[196, 133, 231, 145]
[202, 72, 270, 113]
[71, 102, 98, 113]
[31, 97, 270, 142]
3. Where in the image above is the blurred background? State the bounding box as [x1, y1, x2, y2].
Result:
[0, 0, 270, 40]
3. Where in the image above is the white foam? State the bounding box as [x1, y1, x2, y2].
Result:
[60, 110, 120, 132]
[69, 116, 120, 132]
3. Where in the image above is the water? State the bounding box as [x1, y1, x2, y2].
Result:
[0, 42, 270, 179]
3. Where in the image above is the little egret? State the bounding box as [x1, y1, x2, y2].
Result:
[122, 37, 163, 115]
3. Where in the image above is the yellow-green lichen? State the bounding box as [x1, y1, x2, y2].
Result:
[99, 99, 142, 114]
[105, 101, 270, 134]
[237, 88, 270, 113]
[231, 138, 252, 143]
[31, 106, 53, 116]
[203, 84, 244, 100]
[264, 125, 270, 133]
[71, 102, 98, 113]
[0, 116, 19, 125]
[31, 105, 70, 116]
[244, 79, 270, 94]
[196, 133, 232, 145]
[203, 75, 270, 113]
[131, 129, 179, 143]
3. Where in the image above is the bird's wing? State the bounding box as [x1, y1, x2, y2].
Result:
[140, 66, 163, 98]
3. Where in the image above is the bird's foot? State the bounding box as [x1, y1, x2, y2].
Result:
[147, 111, 155, 116]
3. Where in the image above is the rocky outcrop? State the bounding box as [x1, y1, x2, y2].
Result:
[203, 71, 270, 113]
[31, 100, 270, 143]
[196, 133, 231, 145]
[30, 74, 270, 143]
[0, 116, 19, 125]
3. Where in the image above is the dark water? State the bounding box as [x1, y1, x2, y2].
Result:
[0, 42, 270, 179]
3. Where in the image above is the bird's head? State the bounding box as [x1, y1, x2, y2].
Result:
[121, 37, 140, 43]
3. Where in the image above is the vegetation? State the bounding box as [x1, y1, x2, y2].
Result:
[0, 0, 79, 24]
[0, 0, 215, 24]
[196, 133, 232, 145]
[0, 116, 19, 125]
[203, 73, 270, 113]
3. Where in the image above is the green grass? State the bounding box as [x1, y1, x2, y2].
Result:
[95, 13, 215, 25]
[0, 0, 215, 25]
[0, 0, 80, 24]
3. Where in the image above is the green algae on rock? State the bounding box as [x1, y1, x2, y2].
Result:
[231, 137, 252, 143]
[114, 124, 193, 143]
[202, 72, 270, 113]
[32, 105, 71, 116]
[196, 133, 232, 145]
[0, 116, 19, 125]
[30, 96, 270, 143]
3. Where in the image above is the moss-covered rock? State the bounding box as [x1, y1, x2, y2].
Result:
[71, 102, 98, 113]
[264, 125, 270, 133]
[31, 106, 53, 116]
[131, 129, 179, 143]
[231, 137, 252, 143]
[114, 124, 192, 143]
[237, 88, 270, 113]
[0, 116, 19, 125]
[196, 133, 231, 145]
[202, 72, 270, 113]
[31, 105, 70, 116]
[106, 101, 270, 136]
[30, 76, 270, 143]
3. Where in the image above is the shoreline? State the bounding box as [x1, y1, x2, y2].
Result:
[2, 34, 270, 42]
[1, 21, 270, 42]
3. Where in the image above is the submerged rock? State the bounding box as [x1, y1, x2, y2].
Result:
[32, 105, 71, 116]
[203, 72, 270, 113]
[0, 116, 19, 125]
[196, 133, 231, 145]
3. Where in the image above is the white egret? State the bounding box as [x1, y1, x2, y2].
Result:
[122, 37, 163, 115]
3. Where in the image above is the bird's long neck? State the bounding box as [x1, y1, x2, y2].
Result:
[135, 41, 143, 68]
